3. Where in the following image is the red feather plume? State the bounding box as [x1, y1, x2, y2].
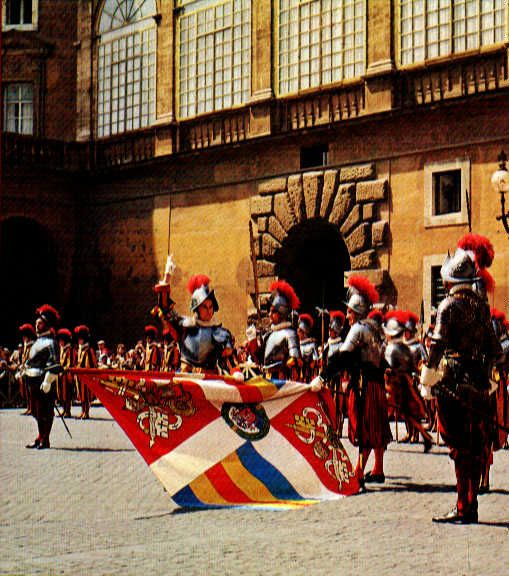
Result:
[19, 323, 35, 334]
[57, 328, 72, 339]
[299, 313, 314, 328]
[479, 268, 495, 293]
[457, 233, 494, 269]
[348, 276, 379, 305]
[187, 274, 211, 294]
[330, 310, 346, 323]
[36, 304, 60, 324]
[384, 309, 409, 325]
[270, 280, 300, 310]
[367, 309, 383, 323]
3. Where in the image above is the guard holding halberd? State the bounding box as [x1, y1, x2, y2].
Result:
[24, 305, 62, 450]
[420, 246, 502, 524]
[260, 280, 302, 380]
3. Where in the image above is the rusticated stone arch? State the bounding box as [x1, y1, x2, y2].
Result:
[250, 163, 390, 305]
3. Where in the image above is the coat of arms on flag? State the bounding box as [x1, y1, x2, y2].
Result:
[74, 369, 360, 508]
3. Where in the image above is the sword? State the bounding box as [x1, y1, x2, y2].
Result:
[54, 402, 72, 438]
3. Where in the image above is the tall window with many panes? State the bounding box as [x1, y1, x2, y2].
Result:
[277, 0, 366, 96]
[3, 84, 33, 134]
[177, 0, 251, 119]
[400, 0, 507, 65]
[97, 0, 157, 138]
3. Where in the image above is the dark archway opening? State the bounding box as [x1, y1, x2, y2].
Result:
[0, 218, 58, 348]
[275, 218, 350, 338]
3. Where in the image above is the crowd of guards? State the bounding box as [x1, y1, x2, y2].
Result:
[4, 233, 509, 524]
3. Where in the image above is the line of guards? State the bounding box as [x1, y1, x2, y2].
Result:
[11, 233, 509, 523]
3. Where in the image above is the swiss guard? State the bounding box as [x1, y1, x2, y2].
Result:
[383, 310, 433, 452]
[171, 274, 237, 375]
[261, 280, 301, 380]
[56, 328, 74, 418]
[297, 313, 319, 382]
[312, 275, 391, 486]
[24, 305, 62, 450]
[74, 325, 97, 419]
[420, 246, 502, 524]
[17, 323, 36, 415]
[144, 325, 162, 371]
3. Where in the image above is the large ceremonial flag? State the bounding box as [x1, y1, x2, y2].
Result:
[74, 369, 359, 508]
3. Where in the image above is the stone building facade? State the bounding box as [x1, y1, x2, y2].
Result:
[1, 0, 508, 346]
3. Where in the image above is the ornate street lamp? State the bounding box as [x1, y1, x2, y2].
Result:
[491, 150, 509, 237]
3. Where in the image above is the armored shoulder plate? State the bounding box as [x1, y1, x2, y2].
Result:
[263, 326, 301, 368]
[384, 341, 413, 373]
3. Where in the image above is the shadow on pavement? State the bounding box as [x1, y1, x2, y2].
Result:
[372, 481, 456, 494]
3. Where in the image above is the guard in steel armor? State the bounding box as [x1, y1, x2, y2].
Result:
[383, 311, 432, 452]
[56, 328, 75, 418]
[74, 325, 97, 419]
[24, 305, 62, 450]
[312, 276, 392, 485]
[321, 310, 347, 435]
[144, 325, 162, 371]
[420, 247, 502, 524]
[260, 280, 301, 380]
[298, 313, 319, 382]
[169, 275, 237, 375]
[17, 323, 36, 415]
[161, 325, 180, 372]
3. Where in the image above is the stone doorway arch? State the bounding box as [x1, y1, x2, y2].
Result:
[0, 217, 58, 347]
[275, 218, 350, 317]
[250, 163, 390, 313]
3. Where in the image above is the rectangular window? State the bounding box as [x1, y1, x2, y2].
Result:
[3, 0, 37, 29]
[424, 158, 470, 228]
[400, 0, 507, 65]
[3, 83, 34, 135]
[300, 144, 328, 169]
[177, 0, 251, 119]
[431, 265, 447, 309]
[278, 0, 366, 95]
[433, 169, 461, 215]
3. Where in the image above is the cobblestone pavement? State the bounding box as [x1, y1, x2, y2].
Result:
[1, 406, 508, 576]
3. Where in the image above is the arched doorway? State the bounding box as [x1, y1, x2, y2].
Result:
[0, 218, 58, 347]
[275, 218, 350, 333]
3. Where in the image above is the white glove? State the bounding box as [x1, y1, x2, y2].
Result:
[232, 370, 245, 383]
[419, 365, 441, 399]
[310, 375, 324, 392]
[41, 371, 58, 393]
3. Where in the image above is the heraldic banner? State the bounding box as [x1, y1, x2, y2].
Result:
[74, 369, 360, 508]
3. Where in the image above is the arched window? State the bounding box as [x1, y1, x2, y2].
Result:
[97, 0, 157, 137]
[177, 0, 251, 119]
[277, 0, 366, 96]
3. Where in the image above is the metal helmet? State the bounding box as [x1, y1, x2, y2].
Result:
[329, 310, 345, 333]
[188, 275, 219, 313]
[440, 248, 479, 284]
[383, 310, 409, 338]
[404, 311, 419, 334]
[298, 313, 314, 335]
[344, 276, 379, 319]
[269, 280, 300, 320]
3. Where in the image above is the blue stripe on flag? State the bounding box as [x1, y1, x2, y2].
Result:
[172, 485, 206, 508]
[236, 442, 303, 501]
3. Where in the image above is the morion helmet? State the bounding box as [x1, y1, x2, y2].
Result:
[298, 313, 314, 335]
[188, 274, 219, 313]
[269, 280, 300, 320]
[19, 323, 36, 339]
[36, 304, 60, 328]
[383, 310, 409, 338]
[329, 310, 345, 333]
[344, 276, 379, 318]
[440, 248, 479, 284]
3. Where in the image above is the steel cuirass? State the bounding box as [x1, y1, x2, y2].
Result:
[300, 338, 319, 362]
[384, 341, 414, 374]
[263, 323, 300, 368]
[24, 333, 60, 378]
[341, 320, 384, 368]
[180, 321, 233, 370]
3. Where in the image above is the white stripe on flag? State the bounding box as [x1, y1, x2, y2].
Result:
[150, 416, 244, 495]
[254, 427, 343, 501]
